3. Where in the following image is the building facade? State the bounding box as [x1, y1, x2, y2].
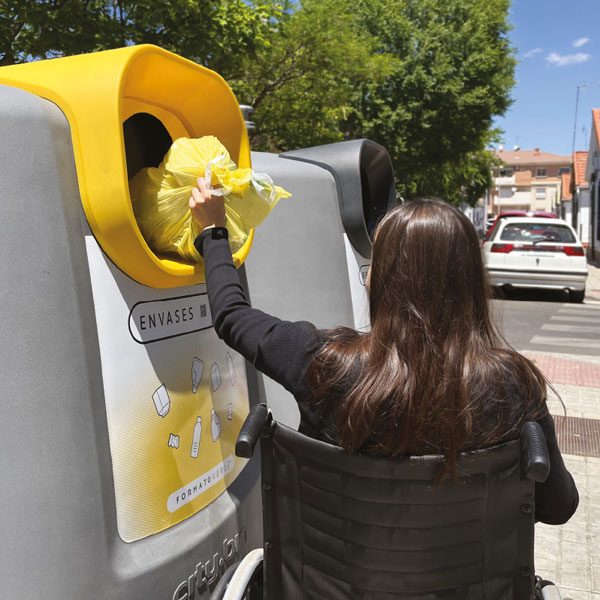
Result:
[586, 110, 600, 261]
[490, 149, 571, 215]
[560, 169, 572, 223]
[571, 151, 590, 245]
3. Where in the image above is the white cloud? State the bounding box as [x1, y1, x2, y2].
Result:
[523, 47, 543, 58]
[546, 52, 591, 67]
[573, 37, 590, 48]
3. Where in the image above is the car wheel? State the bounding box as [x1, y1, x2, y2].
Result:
[570, 289, 585, 303]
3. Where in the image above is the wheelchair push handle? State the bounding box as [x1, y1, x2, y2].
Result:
[235, 403, 272, 458]
[521, 421, 550, 483]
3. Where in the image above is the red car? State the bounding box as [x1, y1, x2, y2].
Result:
[485, 211, 557, 241]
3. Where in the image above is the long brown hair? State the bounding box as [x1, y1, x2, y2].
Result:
[307, 199, 547, 475]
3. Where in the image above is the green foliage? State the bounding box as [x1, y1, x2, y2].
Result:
[231, 0, 515, 205]
[0, 1, 282, 72]
[1, 1, 101, 64]
[229, 0, 398, 151]
[345, 0, 516, 204]
[0, 0, 515, 205]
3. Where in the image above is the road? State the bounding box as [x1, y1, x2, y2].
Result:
[492, 288, 600, 358]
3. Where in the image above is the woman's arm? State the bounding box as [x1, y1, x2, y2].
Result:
[534, 411, 579, 524]
[190, 179, 321, 397]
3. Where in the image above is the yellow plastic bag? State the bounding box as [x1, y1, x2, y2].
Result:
[130, 136, 291, 262]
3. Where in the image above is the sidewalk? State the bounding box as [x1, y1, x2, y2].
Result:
[523, 351, 600, 599]
[586, 262, 600, 302]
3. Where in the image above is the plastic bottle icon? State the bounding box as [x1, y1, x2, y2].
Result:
[226, 352, 236, 386]
[227, 403, 233, 421]
[211, 409, 222, 442]
[211, 362, 221, 391]
[190, 417, 202, 458]
[192, 357, 204, 393]
[152, 384, 170, 417]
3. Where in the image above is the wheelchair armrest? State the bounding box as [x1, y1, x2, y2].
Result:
[521, 421, 550, 483]
[235, 404, 272, 458]
[222, 549, 264, 600]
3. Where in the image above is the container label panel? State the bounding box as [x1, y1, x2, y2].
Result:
[85, 236, 249, 542]
[128, 294, 213, 343]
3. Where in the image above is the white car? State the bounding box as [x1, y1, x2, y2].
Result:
[482, 217, 588, 302]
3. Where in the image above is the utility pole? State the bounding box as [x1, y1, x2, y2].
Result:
[572, 82, 600, 155]
[572, 84, 586, 157]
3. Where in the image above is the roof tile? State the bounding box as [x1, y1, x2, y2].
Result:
[495, 149, 571, 166]
[593, 109, 600, 148]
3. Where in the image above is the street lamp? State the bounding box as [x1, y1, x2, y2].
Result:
[572, 82, 600, 155]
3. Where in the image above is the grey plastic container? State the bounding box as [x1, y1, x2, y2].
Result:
[0, 85, 262, 600]
[245, 141, 396, 427]
[0, 82, 395, 598]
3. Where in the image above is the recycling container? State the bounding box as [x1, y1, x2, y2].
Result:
[0, 45, 261, 600]
[244, 140, 396, 426]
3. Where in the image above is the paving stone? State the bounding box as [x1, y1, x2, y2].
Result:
[534, 404, 600, 594]
[559, 588, 592, 599]
[559, 567, 591, 592]
[508, 300, 600, 594]
[524, 353, 600, 388]
[593, 564, 600, 591]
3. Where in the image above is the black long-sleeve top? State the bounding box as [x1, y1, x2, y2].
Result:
[195, 227, 579, 525]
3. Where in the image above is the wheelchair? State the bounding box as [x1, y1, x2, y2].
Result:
[212, 404, 562, 599]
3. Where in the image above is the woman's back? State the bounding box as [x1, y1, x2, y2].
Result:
[190, 191, 578, 524]
[305, 200, 547, 475]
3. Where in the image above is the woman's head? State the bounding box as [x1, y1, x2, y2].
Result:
[369, 199, 490, 340]
[308, 198, 547, 476]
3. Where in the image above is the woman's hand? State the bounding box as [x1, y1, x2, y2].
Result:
[189, 177, 226, 230]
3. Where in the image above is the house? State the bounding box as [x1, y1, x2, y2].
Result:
[586, 109, 600, 261]
[571, 151, 590, 245]
[560, 169, 572, 223]
[490, 148, 571, 215]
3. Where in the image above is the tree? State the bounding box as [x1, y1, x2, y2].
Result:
[0, 0, 282, 73]
[0, 0, 514, 205]
[229, 0, 397, 151]
[231, 0, 514, 205]
[345, 0, 515, 204]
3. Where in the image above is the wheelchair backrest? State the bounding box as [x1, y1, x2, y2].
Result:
[260, 423, 536, 599]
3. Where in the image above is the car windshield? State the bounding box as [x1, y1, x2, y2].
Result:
[499, 223, 576, 243]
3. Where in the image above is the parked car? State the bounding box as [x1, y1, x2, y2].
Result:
[529, 211, 558, 219]
[485, 210, 558, 240]
[482, 217, 588, 302]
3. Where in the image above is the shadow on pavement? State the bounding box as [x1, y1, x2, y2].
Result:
[492, 287, 570, 304]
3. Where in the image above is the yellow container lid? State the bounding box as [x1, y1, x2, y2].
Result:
[0, 44, 252, 288]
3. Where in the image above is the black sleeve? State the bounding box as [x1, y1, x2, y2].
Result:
[534, 411, 579, 525]
[195, 227, 322, 398]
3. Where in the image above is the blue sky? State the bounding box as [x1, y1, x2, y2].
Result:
[494, 0, 600, 157]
